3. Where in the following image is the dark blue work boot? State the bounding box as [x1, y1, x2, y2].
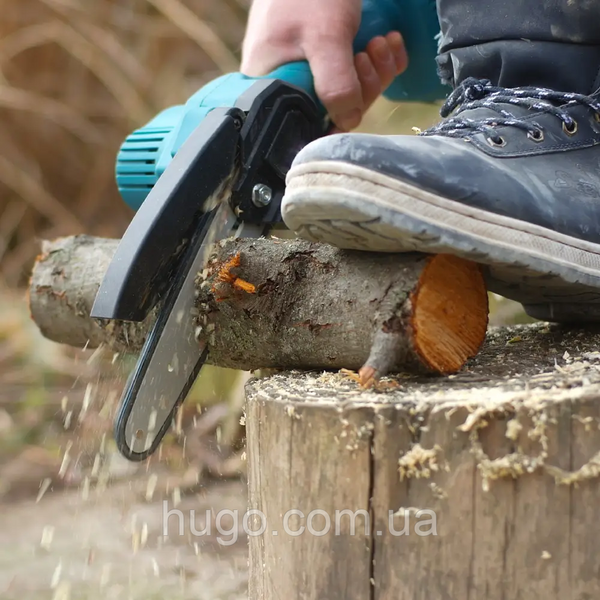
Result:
[281, 0, 600, 322]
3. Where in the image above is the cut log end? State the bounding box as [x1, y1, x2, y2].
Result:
[411, 254, 489, 374]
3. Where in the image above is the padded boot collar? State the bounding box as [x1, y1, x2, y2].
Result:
[436, 0, 600, 93]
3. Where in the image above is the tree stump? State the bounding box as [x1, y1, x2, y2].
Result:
[245, 322, 600, 599]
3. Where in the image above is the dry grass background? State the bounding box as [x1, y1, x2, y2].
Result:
[0, 0, 256, 502]
[0, 0, 450, 288]
[0, 0, 250, 286]
[0, 0, 528, 502]
[0, 0, 451, 286]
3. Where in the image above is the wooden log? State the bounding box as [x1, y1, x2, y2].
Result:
[28, 235, 150, 351]
[28, 235, 488, 378]
[245, 322, 600, 599]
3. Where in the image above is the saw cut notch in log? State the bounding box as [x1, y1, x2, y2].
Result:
[28, 235, 489, 379]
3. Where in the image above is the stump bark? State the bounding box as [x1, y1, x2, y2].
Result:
[245, 323, 600, 599]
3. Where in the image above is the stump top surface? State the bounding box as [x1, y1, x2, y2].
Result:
[246, 323, 600, 413]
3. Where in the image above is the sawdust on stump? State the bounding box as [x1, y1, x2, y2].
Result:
[245, 323, 600, 600]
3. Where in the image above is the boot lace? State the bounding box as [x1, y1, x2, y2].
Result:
[422, 77, 600, 145]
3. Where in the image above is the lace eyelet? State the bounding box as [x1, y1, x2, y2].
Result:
[527, 129, 544, 142]
[486, 135, 506, 148]
[562, 120, 578, 136]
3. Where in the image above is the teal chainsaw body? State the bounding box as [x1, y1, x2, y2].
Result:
[116, 0, 444, 211]
[93, 0, 445, 461]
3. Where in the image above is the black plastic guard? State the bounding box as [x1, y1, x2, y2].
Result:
[90, 107, 243, 322]
[231, 79, 325, 224]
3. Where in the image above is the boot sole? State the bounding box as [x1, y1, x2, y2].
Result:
[283, 161, 600, 323]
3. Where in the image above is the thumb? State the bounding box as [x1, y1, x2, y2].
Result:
[303, 36, 364, 131]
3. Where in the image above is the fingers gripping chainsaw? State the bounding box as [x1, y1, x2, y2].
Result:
[90, 0, 445, 461]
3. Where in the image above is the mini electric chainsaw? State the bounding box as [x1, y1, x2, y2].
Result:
[91, 0, 446, 461]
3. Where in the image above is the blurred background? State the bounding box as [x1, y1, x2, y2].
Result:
[0, 1, 529, 598]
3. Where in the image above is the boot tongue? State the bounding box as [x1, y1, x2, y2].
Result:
[439, 79, 557, 127]
[451, 104, 536, 124]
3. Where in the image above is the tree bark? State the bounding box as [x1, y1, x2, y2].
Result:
[245, 322, 600, 600]
[29, 235, 488, 378]
[28, 235, 150, 351]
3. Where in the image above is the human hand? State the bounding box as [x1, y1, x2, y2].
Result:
[241, 0, 407, 131]
[343, 31, 408, 131]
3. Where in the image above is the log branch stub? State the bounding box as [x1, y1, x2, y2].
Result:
[246, 322, 600, 599]
[29, 235, 488, 375]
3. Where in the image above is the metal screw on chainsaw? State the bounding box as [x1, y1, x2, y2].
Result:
[252, 183, 272, 207]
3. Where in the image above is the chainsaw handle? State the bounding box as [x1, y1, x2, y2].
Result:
[260, 0, 446, 105]
[116, 0, 446, 210]
[263, 62, 316, 103]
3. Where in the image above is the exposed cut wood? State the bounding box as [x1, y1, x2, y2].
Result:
[411, 253, 488, 373]
[28, 235, 489, 378]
